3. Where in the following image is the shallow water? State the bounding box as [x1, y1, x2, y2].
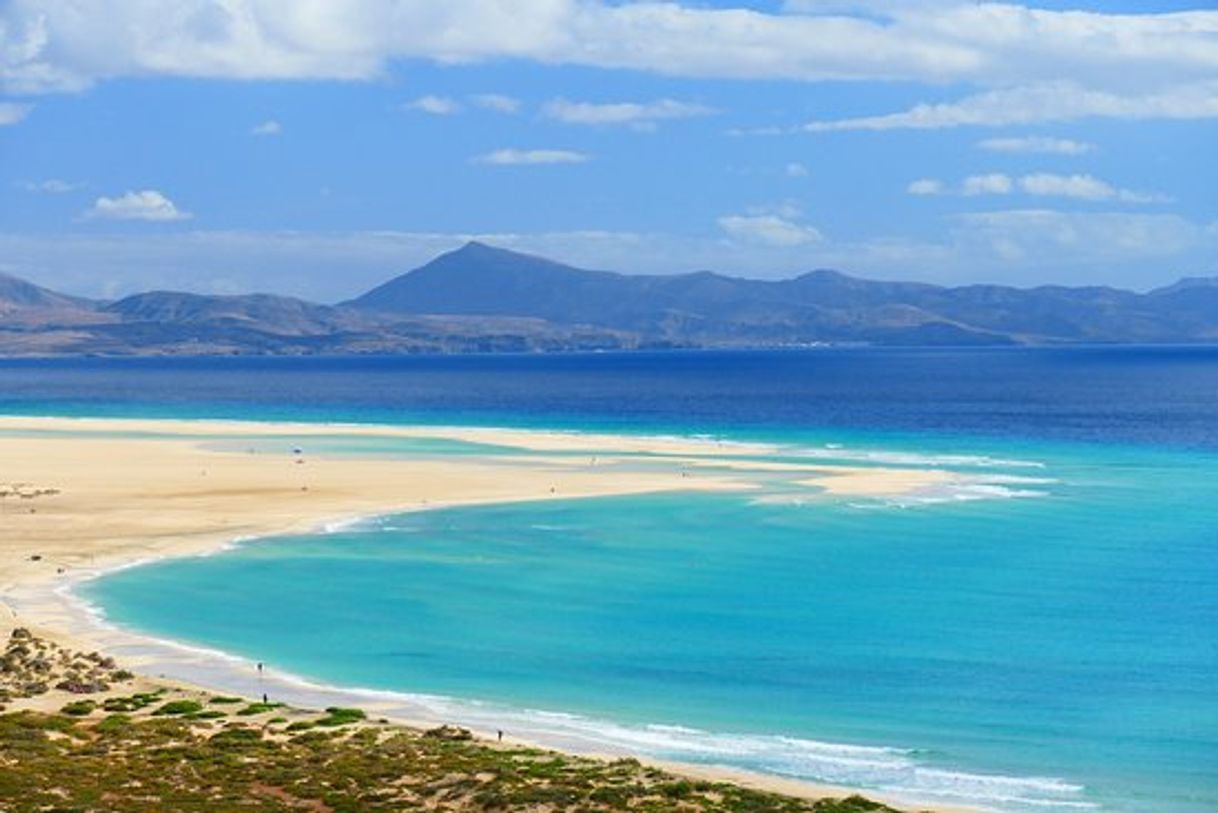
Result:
[82, 438, 1218, 813]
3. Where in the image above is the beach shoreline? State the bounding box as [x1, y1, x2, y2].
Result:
[1, 414, 979, 812]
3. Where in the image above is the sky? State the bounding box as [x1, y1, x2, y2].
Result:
[1, 1, 1216, 302]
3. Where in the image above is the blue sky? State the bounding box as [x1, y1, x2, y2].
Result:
[2, 1, 1216, 302]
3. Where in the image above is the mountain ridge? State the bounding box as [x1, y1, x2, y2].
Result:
[2, 242, 1216, 355]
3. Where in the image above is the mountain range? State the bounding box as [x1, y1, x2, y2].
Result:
[2, 241, 1217, 355]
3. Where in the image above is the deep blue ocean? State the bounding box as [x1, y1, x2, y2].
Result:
[3, 348, 1216, 813]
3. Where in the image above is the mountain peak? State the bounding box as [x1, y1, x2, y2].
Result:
[1150, 276, 1218, 296]
[436, 240, 559, 268]
[0, 270, 96, 311]
[347, 241, 620, 316]
[795, 268, 855, 283]
[452, 239, 499, 255]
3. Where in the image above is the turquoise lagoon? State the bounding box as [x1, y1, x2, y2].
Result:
[79, 429, 1218, 813]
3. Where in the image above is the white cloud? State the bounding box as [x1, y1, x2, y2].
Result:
[976, 136, 1092, 155]
[543, 98, 716, 127]
[1018, 173, 1168, 204]
[785, 162, 809, 178]
[952, 209, 1210, 267]
[718, 209, 823, 247]
[21, 179, 79, 193]
[250, 119, 281, 135]
[405, 95, 461, 115]
[962, 174, 1013, 196]
[907, 178, 945, 196]
[85, 190, 192, 222]
[8, 1, 1213, 131]
[0, 101, 31, 124]
[803, 81, 1218, 131]
[916, 171, 1168, 204]
[470, 93, 520, 114]
[471, 148, 588, 165]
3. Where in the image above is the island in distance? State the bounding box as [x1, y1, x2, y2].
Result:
[3, 240, 1218, 356]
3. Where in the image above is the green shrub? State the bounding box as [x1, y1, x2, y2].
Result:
[60, 700, 96, 717]
[208, 727, 264, 749]
[102, 691, 164, 713]
[187, 710, 226, 720]
[152, 700, 204, 716]
[95, 713, 132, 733]
[236, 702, 284, 716]
[315, 707, 366, 727]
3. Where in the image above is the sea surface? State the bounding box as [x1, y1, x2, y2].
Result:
[3, 348, 1216, 813]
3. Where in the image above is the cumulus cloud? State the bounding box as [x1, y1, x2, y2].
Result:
[911, 172, 1166, 204]
[962, 174, 1014, 196]
[907, 178, 946, 196]
[250, 119, 281, 135]
[405, 95, 461, 115]
[471, 148, 588, 165]
[1018, 173, 1167, 204]
[976, 136, 1092, 155]
[470, 93, 520, 113]
[543, 98, 716, 127]
[85, 190, 192, 222]
[718, 205, 823, 247]
[0, 101, 31, 124]
[5, 2, 1215, 131]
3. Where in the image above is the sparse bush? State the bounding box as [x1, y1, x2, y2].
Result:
[60, 700, 95, 716]
[152, 700, 204, 716]
[315, 707, 366, 727]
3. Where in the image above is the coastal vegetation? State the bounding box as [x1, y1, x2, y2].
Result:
[0, 628, 910, 812]
[0, 708, 907, 813]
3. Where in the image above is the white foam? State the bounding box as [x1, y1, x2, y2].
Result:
[896, 481, 1050, 506]
[320, 516, 374, 534]
[340, 699, 1097, 812]
[756, 472, 1055, 510]
[791, 446, 1045, 469]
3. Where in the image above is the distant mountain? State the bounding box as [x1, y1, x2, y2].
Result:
[0, 271, 94, 311]
[354, 241, 639, 324]
[346, 241, 1217, 345]
[0, 267, 636, 356]
[348, 242, 1009, 344]
[0, 271, 99, 319]
[105, 291, 362, 336]
[1149, 276, 1218, 295]
[0, 272, 105, 354]
[2, 242, 1218, 355]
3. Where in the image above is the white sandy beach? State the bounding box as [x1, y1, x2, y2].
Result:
[0, 413, 966, 594]
[0, 414, 971, 811]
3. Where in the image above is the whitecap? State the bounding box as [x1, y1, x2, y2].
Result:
[791, 446, 1045, 469]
